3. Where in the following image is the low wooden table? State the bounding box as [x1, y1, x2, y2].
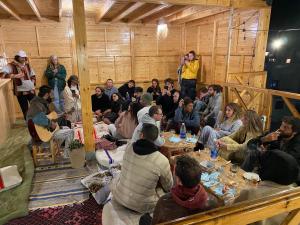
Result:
[160, 132, 197, 159]
[171, 150, 257, 205]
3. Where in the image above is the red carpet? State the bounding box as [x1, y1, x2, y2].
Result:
[6, 197, 102, 225]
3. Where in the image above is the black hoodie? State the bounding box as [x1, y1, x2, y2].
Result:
[133, 139, 158, 155]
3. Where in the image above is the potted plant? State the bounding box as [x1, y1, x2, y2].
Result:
[69, 140, 85, 169]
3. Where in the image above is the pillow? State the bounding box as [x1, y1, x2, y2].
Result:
[0, 165, 23, 193]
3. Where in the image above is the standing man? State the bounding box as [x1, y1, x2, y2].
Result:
[180, 51, 199, 100]
[104, 79, 118, 99]
[3, 50, 36, 120]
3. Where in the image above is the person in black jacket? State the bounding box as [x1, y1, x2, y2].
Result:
[147, 79, 161, 101]
[156, 78, 175, 117]
[118, 80, 135, 100]
[91, 86, 111, 118]
[103, 92, 126, 124]
[242, 116, 300, 173]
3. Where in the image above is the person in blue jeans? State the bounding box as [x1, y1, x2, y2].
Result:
[44, 55, 67, 114]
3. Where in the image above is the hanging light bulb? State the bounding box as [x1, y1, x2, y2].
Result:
[157, 18, 168, 40]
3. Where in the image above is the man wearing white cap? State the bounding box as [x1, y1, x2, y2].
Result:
[3, 50, 36, 120]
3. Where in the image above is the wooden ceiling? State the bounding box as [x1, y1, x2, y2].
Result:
[0, 0, 268, 24]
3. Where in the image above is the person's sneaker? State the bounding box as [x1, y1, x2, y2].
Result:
[194, 142, 204, 151]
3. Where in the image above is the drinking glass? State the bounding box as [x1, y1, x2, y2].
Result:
[230, 164, 239, 177]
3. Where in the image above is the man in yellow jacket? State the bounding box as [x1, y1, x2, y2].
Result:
[180, 51, 199, 100]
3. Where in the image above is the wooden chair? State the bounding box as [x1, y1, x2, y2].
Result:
[27, 119, 59, 166]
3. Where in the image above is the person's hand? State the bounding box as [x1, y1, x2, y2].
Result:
[13, 73, 24, 79]
[262, 131, 280, 143]
[162, 89, 167, 96]
[95, 110, 102, 116]
[51, 121, 57, 130]
[179, 99, 184, 108]
[180, 56, 185, 65]
[215, 140, 227, 150]
[167, 90, 171, 96]
[72, 93, 79, 98]
[53, 68, 58, 74]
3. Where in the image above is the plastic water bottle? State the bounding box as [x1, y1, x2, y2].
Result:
[179, 123, 186, 139]
[210, 148, 218, 161]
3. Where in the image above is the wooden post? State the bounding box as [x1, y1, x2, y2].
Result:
[72, 0, 95, 152]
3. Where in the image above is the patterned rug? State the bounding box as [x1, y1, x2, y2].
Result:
[6, 197, 103, 225]
[29, 159, 98, 210]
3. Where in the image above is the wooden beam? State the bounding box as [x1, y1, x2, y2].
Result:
[0, 1, 22, 21]
[233, 88, 247, 110]
[169, 7, 229, 24]
[128, 4, 169, 23]
[59, 0, 63, 22]
[281, 209, 300, 225]
[26, 0, 42, 21]
[282, 97, 300, 119]
[111, 2, 145, 22]
[165, 6, 206, 23]
[142, 5, 189, 24]
[72, 0, 95, 152]
[96, 0, 115, 23]
[224, 7, 234, 83]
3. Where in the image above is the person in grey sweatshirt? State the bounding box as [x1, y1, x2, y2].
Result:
[132, 105, 165, 146]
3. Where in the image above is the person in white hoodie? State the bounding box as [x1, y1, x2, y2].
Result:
[137, 93, 153, 123]
[132, 105, 165, 146]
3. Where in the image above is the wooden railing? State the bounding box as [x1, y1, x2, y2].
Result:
[161, 187, 300, 225]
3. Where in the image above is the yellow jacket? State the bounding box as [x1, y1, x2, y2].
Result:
[181, 60, 200, 80]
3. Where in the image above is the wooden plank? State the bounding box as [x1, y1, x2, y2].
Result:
[111, 2, 145, 22]
[59, 0, 63, 22]
[35, 26, 41, 56]
[0, 1, 22, 21]
[224, 7, 234, 83]
[96, 0, 115, 23]
[233, 88, 247, 110]
[252, 8, 271, 71]
[142, 5, 190, 24]
[128, 4, 170, 23]
[72, 0, 95, 152]
[211, 21, 217, 83]
[281, 209, 300, 225]
[282, 97, 300, 119]
[166, 6, 206, 23]
[26, 0, 42, 21]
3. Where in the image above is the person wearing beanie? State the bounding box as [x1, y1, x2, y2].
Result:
[234, 150, 299, 225]
[137, 93, 153, 123]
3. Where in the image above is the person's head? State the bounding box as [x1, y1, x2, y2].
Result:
[15, 50, 27, 64]
[152, 79, 159, 88]
[140, 93, 153, 107]
[279, 116, 300, 139]
[175, 155, 201, 188]
[95, 86, 104, 96]
[129, 102, 143, 124]
[49, 55, 59, 67]
[224, 103, 242, 121]
[164, 78, 174, 90]
[111, 92, 122, 102]
[67, 75, 79, 88]
[149, 105, 163, 121]
[173, 90, 180, 103]
[259, 150, 299, 185]
[188, 50, 197, 61]
[208, 85, 217, 96]
[183, 97, 194, 113]
[106, 79, 114, 88]
[38, 85, 52, 101]
[128, 80, 135, 88]
[140, 123, 159, 142]
[134, 87, 143, 98]
[242, 110, 263, 134]
[198, 87, 208, 98]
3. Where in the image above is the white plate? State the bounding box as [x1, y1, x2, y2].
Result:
[243, 172, 260, 182]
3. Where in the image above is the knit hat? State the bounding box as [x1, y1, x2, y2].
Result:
[141, 93, 153, 105]
[259, 150, 299, 185]
[16, 50, 27, 58]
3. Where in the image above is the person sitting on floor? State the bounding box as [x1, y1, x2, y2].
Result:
[194, 87, 210, 113]
[142, 155, 220, 225]
[104, 78, 118, 99]
[169, 97, 200, 135]
[137, 93, 153, 123]
[147, 78, 161, 101]
[132, 86, 143, 103]
[110, 123, 173, 214]
[118, 79, 135, 100]
[215, 110, 263, 164]
[156, 78, 176, 116]
[234, 150, 299, 225]
[201, 84, 223, 127]
[132, 105, 165, 146]
[91, 86, 111, 120]
[108, 102, 143, 139]
[163, 90, 181, 130]
[63, 75, 81, 123]
[102, 92, 126, 124]
[27, 85, 74, 158]
[242, 116, 300, 174]
[195, 103, 243, 150]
